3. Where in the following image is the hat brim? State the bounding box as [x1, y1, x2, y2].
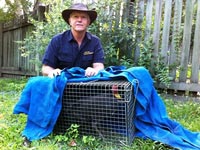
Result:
[62, 9, 97, 25]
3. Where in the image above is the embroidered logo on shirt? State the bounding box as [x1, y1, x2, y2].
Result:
[84, 51, 94, 55]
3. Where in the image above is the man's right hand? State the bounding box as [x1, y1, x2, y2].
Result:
[48, 68, 62, 78]
[42, 65, 61, 78]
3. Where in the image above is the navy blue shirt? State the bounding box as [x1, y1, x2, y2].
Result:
[42, 30, 104, 69]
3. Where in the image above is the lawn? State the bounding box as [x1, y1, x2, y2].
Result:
[0, 77, 200, 150]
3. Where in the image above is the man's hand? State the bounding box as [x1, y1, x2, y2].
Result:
[85, 67, 98, 77]
[42, 65, 61, 78]
[48, 68, 62, 78]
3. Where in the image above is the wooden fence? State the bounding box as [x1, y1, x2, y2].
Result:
[0, 16, 35, 78]
[141, 0, 200, 94]
[0, 0, 200, 94]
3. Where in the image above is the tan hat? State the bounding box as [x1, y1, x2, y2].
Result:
[62, 3, 97, 25]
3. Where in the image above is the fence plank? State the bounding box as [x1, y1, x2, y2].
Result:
[161, 0, 172, 64]
[191, 0, 200, 83]
[13, 27, 21, 69]
[10, 31, 13, 67]
[3, 32, 8, 67]
[1, 17, 35, 77]
[179, 0, 195, 82]
[158, 82, 200, 92]
[152, 0, 163, 58]
[134, 0, 144, 64]
[169, 0, 183, 80]
[144, 0, 153, 41]
[0, 23, 2, 76]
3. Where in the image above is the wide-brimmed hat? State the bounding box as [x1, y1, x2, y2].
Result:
[62, 3, 97, 25]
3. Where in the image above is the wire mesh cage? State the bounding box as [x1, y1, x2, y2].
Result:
[54, 80, 136, 145]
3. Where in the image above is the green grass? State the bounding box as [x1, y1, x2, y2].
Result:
[0, 78, 200, 150]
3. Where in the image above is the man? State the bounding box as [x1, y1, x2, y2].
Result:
[42, 3, 104, 78]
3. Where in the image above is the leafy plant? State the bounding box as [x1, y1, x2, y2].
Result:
[67, 124, 80, 141]
[120, 55, 134, 68]
[54, 123, 80, 148]
[138, 39, 153, 69]
[17, 0, 71, 73]
[151, 53, 171, 87]
[89, 1, 136, 67]
[54, 132, 69, 143]
[138, 39, 171, 87]
[82, 135, 100, 149]
[0, 0, 33, 22]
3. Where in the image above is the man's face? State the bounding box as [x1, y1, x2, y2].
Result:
[69, 11, 90, 32]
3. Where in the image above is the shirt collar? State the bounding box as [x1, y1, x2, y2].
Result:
[67, 30, 92, 42]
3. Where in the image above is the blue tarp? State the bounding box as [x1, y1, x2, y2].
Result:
[13, 66, 200, 149]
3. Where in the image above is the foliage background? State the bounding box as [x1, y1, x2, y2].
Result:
[0, 0, 32, 22]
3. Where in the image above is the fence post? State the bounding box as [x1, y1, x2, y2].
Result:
[0, 23, 3, 77]
[35, 4, 45, 76]
[134, 0, 144, 64]
[191, 0, 200, 83]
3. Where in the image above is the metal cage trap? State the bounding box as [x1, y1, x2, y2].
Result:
[54, 80, 136, 145]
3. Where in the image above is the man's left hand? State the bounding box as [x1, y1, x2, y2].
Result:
[85, 67, 97, 77]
